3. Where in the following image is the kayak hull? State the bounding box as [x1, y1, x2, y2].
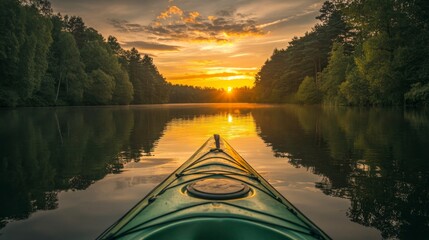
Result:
[124, 218, 316, 240]
[98, 135, 331, 240]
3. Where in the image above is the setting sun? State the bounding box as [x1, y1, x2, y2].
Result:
[227, 87, 233, 93]
[36, 0, 330, 90]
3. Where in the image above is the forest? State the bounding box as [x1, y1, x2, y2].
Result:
[0, 0, 242, 107]
[255, 0, 429, 105]
[1, 0, 429, 107]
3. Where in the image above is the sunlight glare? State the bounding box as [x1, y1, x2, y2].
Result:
[227, 87, 233, 93]
[228, 113, 233, 123]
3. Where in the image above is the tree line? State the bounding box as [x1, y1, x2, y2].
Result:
[254, 0, 429, 106]
[4, 0, 426, 107]
[0, 0, 246, 107]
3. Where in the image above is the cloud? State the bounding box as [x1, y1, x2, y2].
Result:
[157, 5, 183, 19]
[169, 72, 242, 80]
[108, 18, 145, 32]
[122, 41, 181, 51]
[109, 5, 266, 43]
[216, 9, 235, 17]
[229, 53, 253, 58]
[257, 10, 318, 29]
[169, 69, 255, 81]
[189, 60, 219, 66]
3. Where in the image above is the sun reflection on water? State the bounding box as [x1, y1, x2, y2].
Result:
[166, 112, 255, 140]
[227, 113, 233, 123]
[153, 107, 258, 161]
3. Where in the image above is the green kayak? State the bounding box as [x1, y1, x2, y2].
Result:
[97, 135, 331, 240]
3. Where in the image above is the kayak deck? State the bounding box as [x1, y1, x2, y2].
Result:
[98, 135, 331, 240]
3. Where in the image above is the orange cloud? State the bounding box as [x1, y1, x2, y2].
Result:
[168, 68, 256, 82]
[157, 5, 183, 19]
[169, 72, 243, 81]
[121, 41, 181, 51]
[168, 76, 254, 89]
[110, 5, 266, 44]
[184, 11, 200, 23]
[189, 60, 219, 66]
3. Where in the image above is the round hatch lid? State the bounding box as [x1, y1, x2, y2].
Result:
[187, 178, 250, 200]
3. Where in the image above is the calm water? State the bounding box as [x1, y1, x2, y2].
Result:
[0, 104, 428, 239]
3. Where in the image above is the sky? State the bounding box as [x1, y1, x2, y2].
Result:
[49, 0, 325, 89]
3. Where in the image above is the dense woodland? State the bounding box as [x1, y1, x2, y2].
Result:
[255, 0, 429, 105]
[1, 0, 429, 107]
[0, 0, 239, 107]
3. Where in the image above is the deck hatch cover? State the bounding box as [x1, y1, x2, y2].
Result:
[187, 178, 250, 200]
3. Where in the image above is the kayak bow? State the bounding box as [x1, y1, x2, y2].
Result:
[98, 134, 331, 240]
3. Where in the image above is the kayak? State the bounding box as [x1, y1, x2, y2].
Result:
[97, 134, 331, 240]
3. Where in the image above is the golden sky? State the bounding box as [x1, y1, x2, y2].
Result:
[50, 0, 325, 89]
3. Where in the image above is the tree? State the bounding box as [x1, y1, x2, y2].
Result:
[339, 66, 369, 105]
[0, 0, 26, 106]
[80, 39, 133, 104]
[85, 69, 115, 104]
[254, 1, 350, 103]
[340, 0, 429, 105]
[111, 69, 133, 105]
[296, 76, 322, 103]
[54, 32, 87, 104]
[0, 0, 52, 106]
[355, 35, 397, 104]
[320, 43, 352, 104]
[254, 49, 289, 102]
[107, 36, 123, 56]
[28, 0, 53, 16]
[126, 48, 144, 103]
[64, 16, 86, 48]
[404, 82, 429, 105]
[140, 55, 169, 103]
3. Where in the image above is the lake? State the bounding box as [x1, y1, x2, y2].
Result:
[0, 103, 428, 239]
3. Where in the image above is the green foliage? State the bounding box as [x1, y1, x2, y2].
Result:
[405, 83, 429, 105]
[0, 0, 24, 106]
[339, 0, 429, 105]
[254, 49, 289, 102]
[20, 5, 53, 100]
[122, 49, 169, 104]
[140, 55, 169, 103]
[254, 1, 350, 103]
[80, 41, 112, 73]
[85, 69, 115, 104]
[0, 0, 52, 106]
[339, 67, 370, 105]
[80, 39, 135, 105]
[2, 0, 259, 107]
[53, 32, 87, 104]
[5, 0, 429, 106]
[255, 0, 429, 106]
[296, 76, 322, 104]
[112, 70, 133, 105]
[320, 43, 351, 104]
[125, 48, 144, 103]
[63, 16, 88, 48]
[354, 34, 401, 105]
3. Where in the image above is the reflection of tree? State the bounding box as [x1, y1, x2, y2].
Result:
[253, 105, 429, 238]
[253, 106, 353, 193]
[0, 107, 169, 229]
[0, 104, 251, 229]
[126, 108, 170, 159]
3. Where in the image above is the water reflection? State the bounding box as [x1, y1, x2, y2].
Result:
[0, 104, 428, 239]
[0, 104, 256, 230]
[253, 105, 429, 239]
